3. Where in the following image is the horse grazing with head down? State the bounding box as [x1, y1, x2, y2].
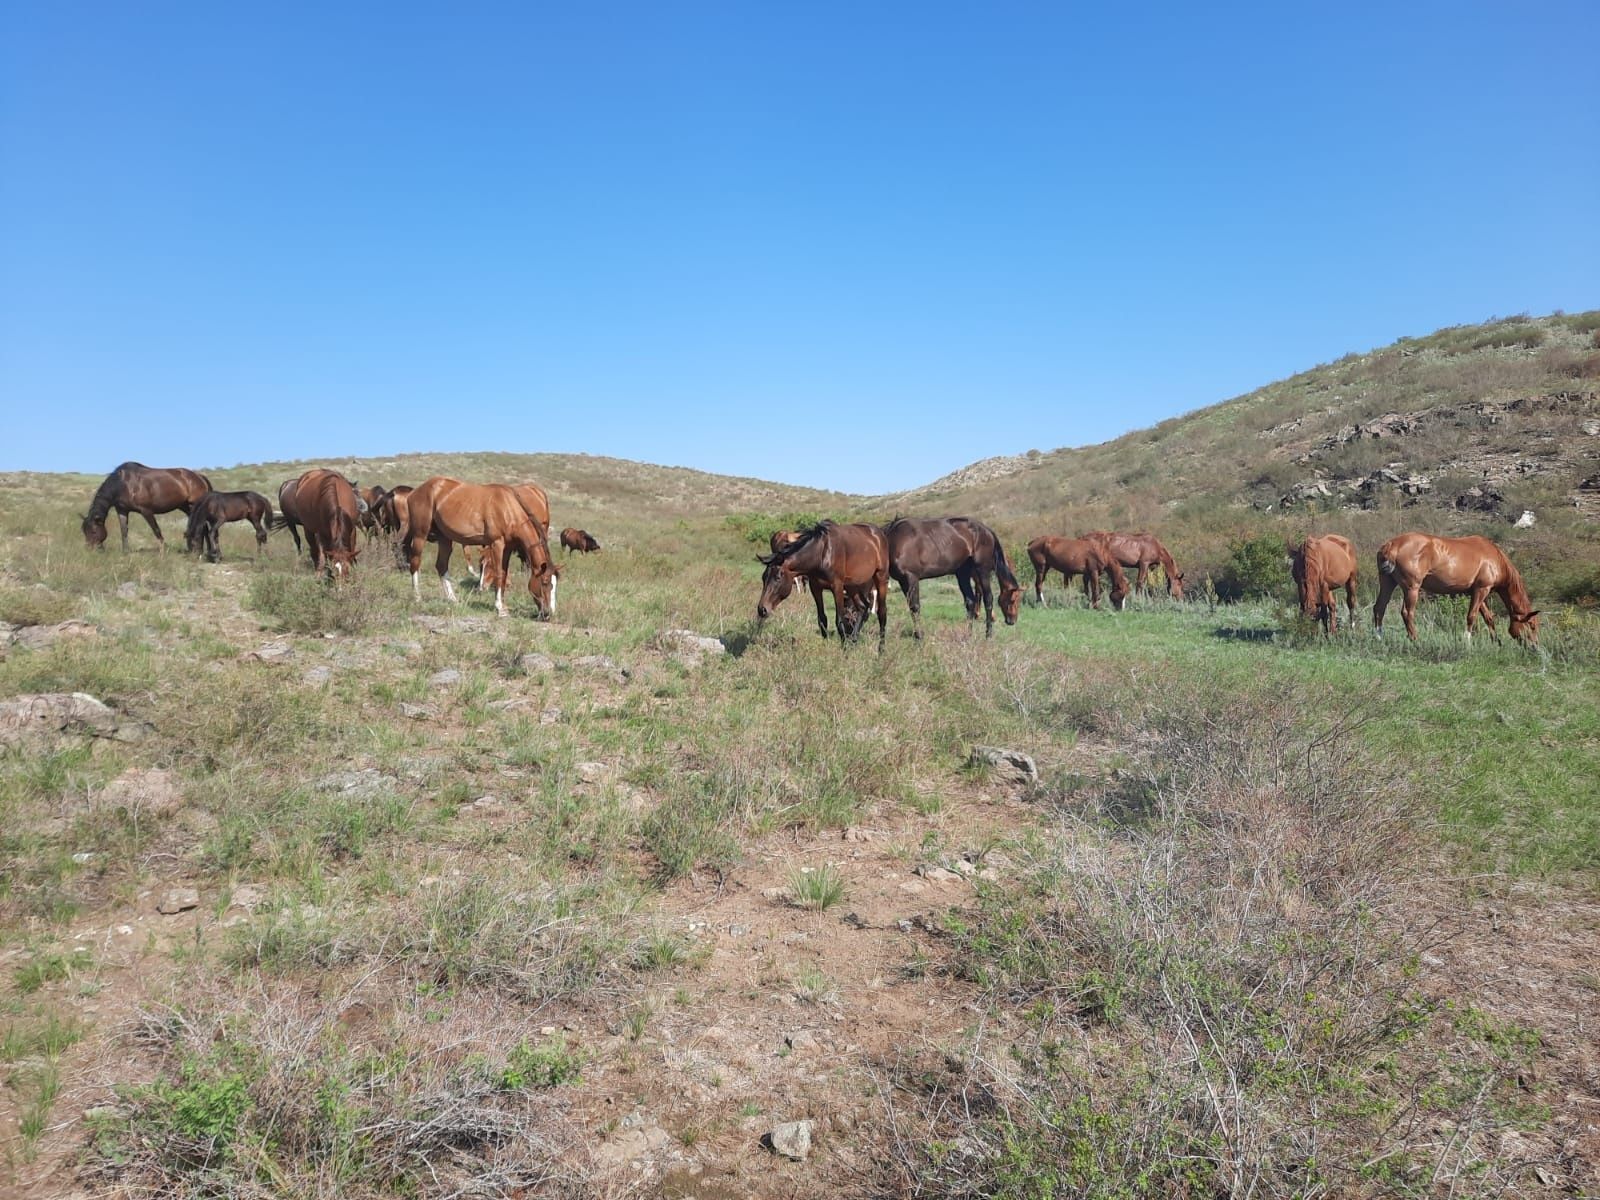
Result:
[185, 491, 274, 562]
[1027, 536, 1129, 610]
[291, 469, 362, 577]
[561, 528, 601, 554]
[885, 517, 1021, 637]
[1374, 533, 1538, 644]
[1083, 531, 1184, 599]
[1289, 534, 1358, 635]
[82, 462, 212, 551]
[403, 477, 558, 617]
[757, 521, 889, 647]
[469, 484, 553, 588]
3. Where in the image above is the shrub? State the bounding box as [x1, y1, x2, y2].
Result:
[499, 1033, 584, 1089]
[1216, 534, 1293, 602]
[788, 864, 846, 911]
[723, 511, 826, 547]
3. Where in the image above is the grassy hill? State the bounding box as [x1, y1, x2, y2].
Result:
[882, 310, 1600, 595]
[1, 312, 1598, 1198]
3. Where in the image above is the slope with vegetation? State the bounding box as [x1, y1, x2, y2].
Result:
[0, 311, 1597, 1198]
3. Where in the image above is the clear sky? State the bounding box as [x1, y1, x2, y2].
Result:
[3, 2, 1597, 492]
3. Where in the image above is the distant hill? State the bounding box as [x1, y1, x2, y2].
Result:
[878, 311, 1600, 590]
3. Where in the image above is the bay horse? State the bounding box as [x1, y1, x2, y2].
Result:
[561, 528, 601, 554]
[1289, 534, 1358, 635]
[292, 469, 362, 577]
[885, 517, 1022, 638]
[757, 521, 889, 647]
[1027, 536, 1129, 610]
[82, 462, 212, 551]
[358, 486, 388, 543]
[1373, 533, 1539, 644]
[1083, 530, 1185, 599]
[378, 485, 413, 536]
[184, 491, 274, 562]
[403, 477, 558, 617]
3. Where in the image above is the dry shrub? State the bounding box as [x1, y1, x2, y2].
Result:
[885, 675, 1542, 1198]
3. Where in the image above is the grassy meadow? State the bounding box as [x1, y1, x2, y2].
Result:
[0, 458, 1596, 1198]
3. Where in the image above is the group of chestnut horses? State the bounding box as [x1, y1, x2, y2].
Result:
[79, 462, 602, 620]
[81, 462, 1541, 646]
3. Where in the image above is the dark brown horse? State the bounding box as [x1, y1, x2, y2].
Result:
[184, 491, 274, 562]
[1374, 533, 1538, 643]
[757, 521, 890, 647]
[1027, 536, 1129, 610]
[561, 527, 601, 554]
[358, 485, 388, 543]
[292, 469, 362, 577]
[1083, 530, 1185, 599]
[1289, 534, 1359, 635]
[378, 485, 413, 536]
[885, 517, 1021, 638]
[403, 477, 558, 617]
[82, 463, 212, 551]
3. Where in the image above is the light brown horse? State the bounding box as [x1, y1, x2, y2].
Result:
[293, 469, 362, 577]
[403, 477, 558, 617]
[1027, 536, 1129, 610]
[1373, 533, 1539, 644]
[1083, 530, 1184, 599]
[757, 521, 890, 647]
[1289, 534, 1359, 635]
[82, 463, 212, 551]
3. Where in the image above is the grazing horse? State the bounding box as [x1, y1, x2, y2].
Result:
[885, 517, 1022, 638]
[276, 477, 306, 555]
[292, 469, 362, 577]
[757, 521, 890, 647]
[82, 463, 212, 551]
[561, 527, 601, 554]
[1083, 531, 1185, 599]
[470, 485, 552, 587]
[358, 486, 389, 543]
[1027, 536, 1129, 610]
[185, 491, 274, 562]
[403, 477, 558, 617]
[1373, 533, 1539, 644]
[1289, 534, 1359, 635]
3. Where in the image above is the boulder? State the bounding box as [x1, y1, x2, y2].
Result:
[0, 693, 120, 746]
[8, 619, 98, 650]
[657, 630, 727, 665]
[100, 768, 183, 817]
[766, 1119, 813, 1161]
[245, 641, 293, 664]
[517, 652, 556, 674]
[157, 887, 199, 915]
[428, 669, 462, 688]
[968, 744, 1038, 785]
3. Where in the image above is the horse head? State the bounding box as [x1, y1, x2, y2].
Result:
[756, 556, 795, 620]
[81, 513, 107, 548]
[1509, 609, 1540, 645]
[998, 578, 1022, 625]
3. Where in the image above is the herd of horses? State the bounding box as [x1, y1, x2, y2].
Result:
[79, 462, 1541, 646]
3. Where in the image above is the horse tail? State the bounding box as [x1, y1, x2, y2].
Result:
[1378, 555, 1397, 576]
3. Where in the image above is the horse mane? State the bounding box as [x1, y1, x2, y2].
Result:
[85, 467, 134, 521]
[1500, 554, 1535, 614]
[777, 521, 833, 561]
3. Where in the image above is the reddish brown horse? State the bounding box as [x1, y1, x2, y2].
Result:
[1027, 536, 1129, 610]
[292, 470, 362, 577]
[885, 517, 1022, 638]
[1289, 534, 1359, 635]
[82, 463, 212, 551]
[1083, 530, 1184, 599]
[184, 491, 274, 562]
[757, 521, 890, 647]
[1374, 533, 1539, 644]
[404, 477, 558, 617]
[377, 485, 413, 536]
[561, 527, 601, 554]
[468, 484, 552, 586]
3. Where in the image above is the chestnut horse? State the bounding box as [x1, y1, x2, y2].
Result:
[561, 528, 601, 554]
[184, 491, 274, 562]
[1027, 536, 1129, 610]
[885, 517, 1022, 638]
[403, 477, 558, 617]
[469, 484, 551, 586]
[292, 469, 362, 577]
[1374, 533, 1539, 644]
[1289, 534, 1358, 635]
[757, 521, 889, 647]
[1083, 531, 1184, 599]
[82, 462, 212, 551]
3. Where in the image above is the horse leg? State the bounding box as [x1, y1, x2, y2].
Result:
[138, 510, 165, 551]
[1401, 585, 1421, 642]
[1345, 578, 1358, 632]
[956, 568, 979, 621]
[831, 581, 852, 646]
[1474, 585, 1500, 642]
[899, 574, 923, 640]
[1086, 568, 1100, 610]
[977, 568, 995, 638]
[252, 516, 268, 556]
[116, 509, 130, 551]
[876, 572, 889, 652]
[1372, 573, 1395, 637]
[1032, 561, 1046, 604]
[1321, 583, 1336, 635]
[1135, 562, 1149, 598]
[809, 577, 829, 638]
[436, 541, 457, 603]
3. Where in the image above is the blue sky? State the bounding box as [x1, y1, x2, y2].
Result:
[3, 2, 1597, 492]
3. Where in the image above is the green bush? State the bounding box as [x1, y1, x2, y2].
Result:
[723, 512, 826, 547]
[1216, 534, 1293, 602]
[499, 1033, 584, 1089]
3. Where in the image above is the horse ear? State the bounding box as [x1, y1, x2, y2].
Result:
[757, 554, 775, 566]
[1525, 609, 1541, 619]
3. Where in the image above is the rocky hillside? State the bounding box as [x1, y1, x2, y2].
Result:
[884, 311, 1600, 587]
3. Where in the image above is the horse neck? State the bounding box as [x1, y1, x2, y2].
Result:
[785, 534, 829, 576]
[1499, 563, 1533, 614]
[86, 479, 120, 521]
